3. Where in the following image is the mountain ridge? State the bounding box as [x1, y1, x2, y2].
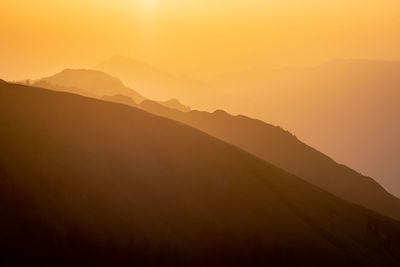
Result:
[134, 98, 400, 221]
[19, 68, 400, 221]
[2, 81, 400, 266]
[37, 69, 192, 112]
[41, 68, 146, 103]
[208, 59, 400, 197]
[95, 55, 257, 114]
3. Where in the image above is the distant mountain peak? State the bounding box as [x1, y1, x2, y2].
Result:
[56, 68, 125, 84]
[94, 55, 250, 112]
[40, 68, 145, 103]
[213, 109, 229, 116]
[158, 98, 191, 112]
[101, 94, 137, 107]
[164, 98, 180, 104]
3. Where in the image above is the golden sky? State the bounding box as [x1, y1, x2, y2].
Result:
[1, 0, 400, 80]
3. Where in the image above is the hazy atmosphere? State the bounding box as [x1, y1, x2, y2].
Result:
[1, 1, 400, 266]
[2, 0, 400, 79]
[2, 0, 399, 195]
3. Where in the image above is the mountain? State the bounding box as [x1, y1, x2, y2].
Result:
[40, 68, 146, 103]
[101, 94, 136, 107]
[95, 55, 256, 114]
[34, 80, 98, 98]
[158, 99, 191, 112]
[99, 95, 400, 221]
[101, 95, 190, 113]
[28, 63, 400, 225]
[2, 82, 400, 266]
[209, 59, 400, 197]
[38, 69, 191, 112]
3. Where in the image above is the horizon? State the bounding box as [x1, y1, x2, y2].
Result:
[2, 0, 400, 80]
[6, 55, 400, 82]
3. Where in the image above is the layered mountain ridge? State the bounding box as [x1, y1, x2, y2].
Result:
[1, 81, 400, 266]
[25, 67, 400, 221]
[209, 59, 400, 197]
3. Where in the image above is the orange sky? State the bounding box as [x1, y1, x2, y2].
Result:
[1, 0, 400, 80]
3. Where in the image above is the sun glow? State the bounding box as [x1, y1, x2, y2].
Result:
[140, 0, 157, 15]
[1, 0, 400, 80]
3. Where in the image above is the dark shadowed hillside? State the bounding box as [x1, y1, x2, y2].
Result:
[1, 82, 400, 266]
[100, 96, 400, 221]
[34, 69, 400, 220]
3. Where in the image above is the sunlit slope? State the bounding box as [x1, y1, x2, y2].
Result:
[33, 67, 400, 222]
[34, 67, 400, 221]
[40, 68, 146, 103]
[1, 82, 400, 266]
[210, 59, 400, 197]
[100, 96, 400, 222]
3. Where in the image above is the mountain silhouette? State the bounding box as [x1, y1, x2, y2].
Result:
[34, 80, 98, 98]
[40, 68, 146, 103]
[2, 81, 400, 266]
[95, 55, 256, 113]
[158, 98, 191, 112]
[33, 67, 400, 220]
[101, 94, 136, 106]
[99, 95, 400, 221]
[209, 59, 400, 197]
[39, 69, 192, 112]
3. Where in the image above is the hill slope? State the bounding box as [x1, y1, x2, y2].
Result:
[209, 59, 400, 197]
[158, 98, 191, 112]
[100, 95, 400, 221]
[40, 68, 146, 103]
[1, 82, 400, 266]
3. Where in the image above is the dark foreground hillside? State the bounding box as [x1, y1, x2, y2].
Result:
[38, 69, 400, 221]
[138, 99, 400, 221]
[1, 82, 400, 266]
